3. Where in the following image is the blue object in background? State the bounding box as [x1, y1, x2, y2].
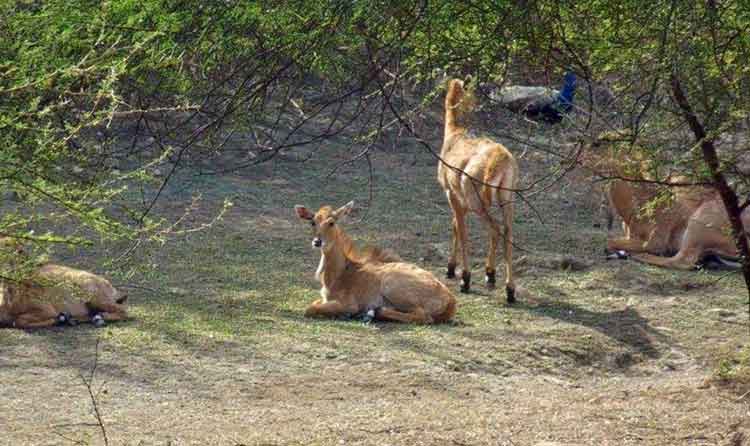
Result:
[525, 71, 577, 123]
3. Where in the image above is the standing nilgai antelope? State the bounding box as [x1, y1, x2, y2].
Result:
[438, 79, 519, 302]
[295, 201, 457, 324]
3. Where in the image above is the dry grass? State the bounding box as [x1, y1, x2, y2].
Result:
[0, 130, 748, 445]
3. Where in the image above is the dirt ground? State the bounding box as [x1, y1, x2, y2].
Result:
[1, 130, 748, 446]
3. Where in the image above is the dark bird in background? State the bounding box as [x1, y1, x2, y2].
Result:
[494, 71, 577, 123]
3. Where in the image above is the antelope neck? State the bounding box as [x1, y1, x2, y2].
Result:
[317, 230, 355, 288]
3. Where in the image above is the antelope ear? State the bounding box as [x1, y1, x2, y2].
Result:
[116, 295, 128, 305]
[333, 201, 355, 219]
[294, 205, 314, 220]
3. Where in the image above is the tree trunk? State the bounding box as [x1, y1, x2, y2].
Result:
[670, 74, 750, 316]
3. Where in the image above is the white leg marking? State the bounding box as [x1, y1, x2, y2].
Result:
[315, 253, 326, 281]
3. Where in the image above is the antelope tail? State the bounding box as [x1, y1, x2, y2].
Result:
[482, 148, 514, 206]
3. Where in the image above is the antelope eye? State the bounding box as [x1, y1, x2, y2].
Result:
[328, 221, 335, 227]
[310, 221, 315, 226]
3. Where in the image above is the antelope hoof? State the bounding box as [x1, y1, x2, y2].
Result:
[506, 286, 516, 304]
[446, 263, 456, 279]
[357, 309, 376, 323]
[460, 271, 471, 293]
[91, 313, 106, 328]
[606, 250, 629, 260]
[56, 312, 77, 326]
[55, 312, 69, 326]
[485, 270, 496, 289]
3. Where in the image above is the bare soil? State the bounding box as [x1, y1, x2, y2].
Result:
[1, 130, 748, 446]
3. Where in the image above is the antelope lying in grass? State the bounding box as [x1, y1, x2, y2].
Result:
[295, 201, 457, 324]
[438, 79, 519, 302]
[588, 133, 750, 270]
[0, 239, 128, 329]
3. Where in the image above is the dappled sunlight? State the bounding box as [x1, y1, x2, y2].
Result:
[3, 135, 747, 446]
[2, 2, 748, 443]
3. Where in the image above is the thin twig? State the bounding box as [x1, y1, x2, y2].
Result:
[54, 432, 88, 446]
[78, 338, 110, 446]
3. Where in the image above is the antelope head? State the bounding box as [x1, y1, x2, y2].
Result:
[294, 201, 354, 251]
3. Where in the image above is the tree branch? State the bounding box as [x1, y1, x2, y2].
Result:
[670, 72, 750, 315]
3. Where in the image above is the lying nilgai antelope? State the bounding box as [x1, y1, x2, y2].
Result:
[439, 79, 519, 302]
[587, 133, 750, 270]
[295, 201, 457, 324]
[0, 239, 128, 329]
